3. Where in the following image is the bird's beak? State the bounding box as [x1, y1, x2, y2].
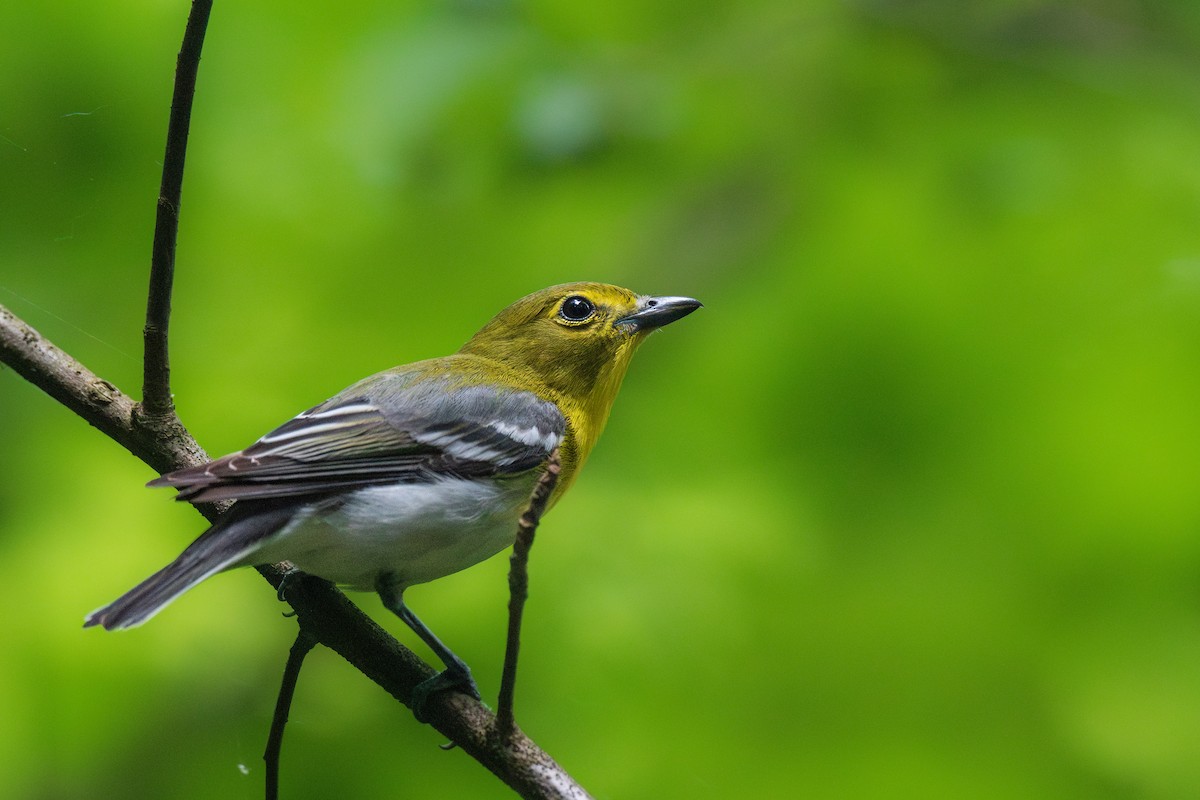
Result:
[617, 295, 703, 332]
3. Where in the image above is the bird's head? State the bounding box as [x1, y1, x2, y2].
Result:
[459, 282, 701, 404]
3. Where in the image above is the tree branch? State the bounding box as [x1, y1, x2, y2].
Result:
[143, 0, 212, 418]
[0, 304, 205, 476]
[497, 450, 561, 740]
[264, 626, 318, 800]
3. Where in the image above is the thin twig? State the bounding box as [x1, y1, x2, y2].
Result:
[264, 626, 319, 800]
[143, 0, 213, 417]
[496, 450, 561, 741]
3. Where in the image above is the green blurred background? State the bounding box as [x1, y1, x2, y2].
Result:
[3, 0, 1200, 797]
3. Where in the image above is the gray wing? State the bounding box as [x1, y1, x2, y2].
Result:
[151, 373, 565, 503]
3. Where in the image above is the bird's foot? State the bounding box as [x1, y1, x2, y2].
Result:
[411, 664, 480, 723]
[275, 566, 305, 604]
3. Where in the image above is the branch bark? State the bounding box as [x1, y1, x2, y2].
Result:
[264, 627, 318, 800]
[0, 304, 205, 476]
[497, 451, 561, 740]
[143, 0, 213, 418]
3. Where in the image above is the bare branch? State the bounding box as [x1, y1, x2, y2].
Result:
[143, 0, 213, 417]
[497, 450, 561, 740]
[264, 626, 318, 800]
[1, 304, 205, 475]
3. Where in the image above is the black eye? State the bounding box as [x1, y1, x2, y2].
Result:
[559, 296, 595, 322]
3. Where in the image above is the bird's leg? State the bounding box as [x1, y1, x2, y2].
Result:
[376, 574, 480, 722]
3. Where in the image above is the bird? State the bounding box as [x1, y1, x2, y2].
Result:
[85, 282, 700, 711]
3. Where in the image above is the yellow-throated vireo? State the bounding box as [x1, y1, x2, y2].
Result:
[85, 282, 700, 708]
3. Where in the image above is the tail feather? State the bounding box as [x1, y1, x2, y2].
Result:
[84, 505, 296, 631]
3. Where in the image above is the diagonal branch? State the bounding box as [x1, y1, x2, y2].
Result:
[143, 0, 213, 418]
[0, 304, 204, 476]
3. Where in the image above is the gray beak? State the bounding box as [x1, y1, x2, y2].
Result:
[617, 295, 703, 332]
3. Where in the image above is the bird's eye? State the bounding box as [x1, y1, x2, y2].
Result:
[559, 296, 596, 323]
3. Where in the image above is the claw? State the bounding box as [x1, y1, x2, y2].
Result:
[410, 666, 480, 723]
[275, 567, 303, 603]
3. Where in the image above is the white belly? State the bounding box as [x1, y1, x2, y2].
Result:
[245, 474, 539, 591]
